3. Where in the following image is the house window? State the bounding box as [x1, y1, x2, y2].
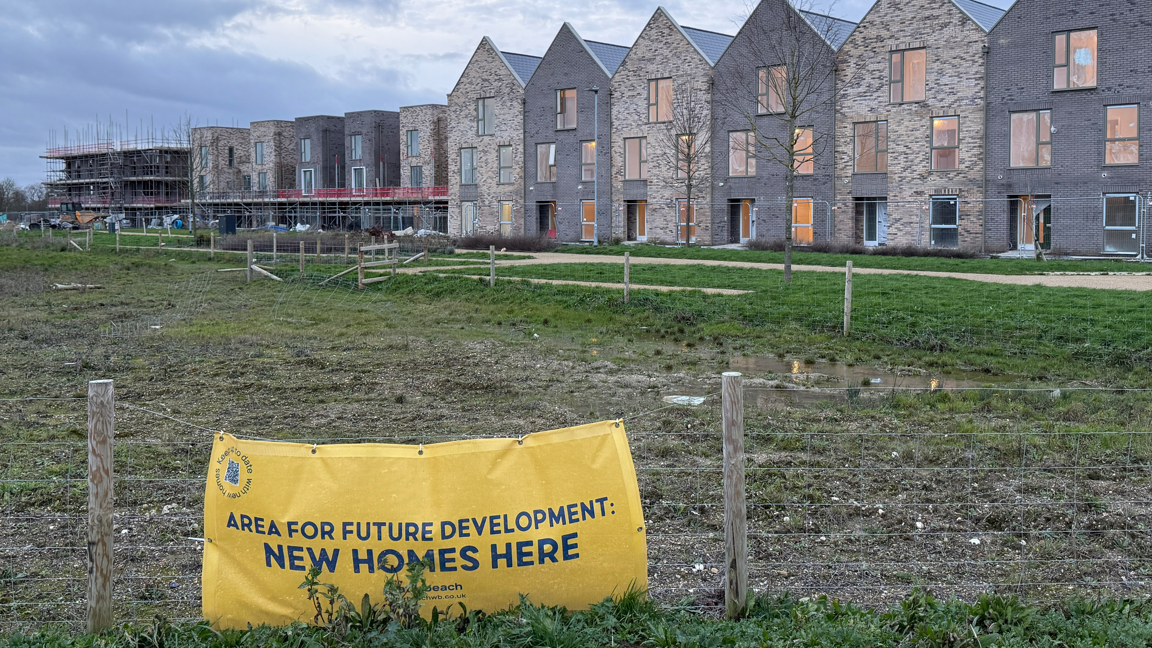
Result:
[199, 146, 208, 168]
[1010, 110, 1052, 168]
[499, 202, 513, 236]
[890, 49, 926, 103]
[352, 167, 366, 190]
[1054, 29, 1097, 90]
[537, 143, 556, 182]
[931, 116, 959, 170]
[676, 134, 695, 179]
[793, 128, 814, 174]
[460, 148, 477, 184]
[350, 134, 362, 161]
[793, 198, 813, 245]
[461, 202, 478, 235]
[556, 89, 577, 129]
[198, 175, 206, 192]
[728, 131, 755, 176]
[410, 166, 423, 187]
[242, 175, 252, 191]
[1105, 105, 1139, 165]
[625, 137, 648, 180]
[854, 121, 888, 173]
[254, 142, 265, 165]
[930, 196, 958, 248]
[758, 66, 785, 114]
[300, 138, 311, 163]
[227, 147, 235, 167]
[498, 145, 514, 184]
[406, 130, 420, 157]
[1103, 194, 1139, 254]
[648, 78, 672, 123]
[258, 172, 268, 191]
[581, 141, 596, 181]
[477, 97, 495, 136]
[301, 169, 315, 195]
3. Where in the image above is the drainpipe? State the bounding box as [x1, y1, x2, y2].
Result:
[590, 86, 600, 246]
[981, 43, 989, 255]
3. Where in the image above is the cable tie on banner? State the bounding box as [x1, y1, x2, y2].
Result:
[517, 436, 524, 445]
[418, 443, 424, 455]
[311, 444, 317, 454]
[615, 419, 622, 428]
[187, 537, 211, 543]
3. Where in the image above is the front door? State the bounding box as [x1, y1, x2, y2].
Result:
[1016, 196, 1051, 250]
[678, 200, 696, 244]
[862, 199, 888, 246]
[581, 201, 596, 241]
[728, 200, 754, 243]
[538, 202, 556, 238]
[626, 201, 647, 241]
[792, 198, 813, 245]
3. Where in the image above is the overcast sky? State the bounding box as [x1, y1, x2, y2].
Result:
[0, 0, 1014, 186]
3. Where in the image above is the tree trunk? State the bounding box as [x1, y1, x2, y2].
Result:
[1034, 210, 1046, 262]
[784, 165, 795, 283]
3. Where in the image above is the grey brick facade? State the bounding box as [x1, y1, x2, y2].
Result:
[610, 8, 729, 245]
[400, 104, 448, 188]
[249, 120, 297, 192]
[834, 0, 1000, 250]
[711, 1, 850, 246]
[523, 23, 624, 242]
[986, 0, 1151, 255]
[294, 115, 345, 191]
[344, 110, 400, 190]
[447, 37, 540, 235]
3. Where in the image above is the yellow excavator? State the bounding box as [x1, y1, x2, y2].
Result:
[58, 202, 100, 228]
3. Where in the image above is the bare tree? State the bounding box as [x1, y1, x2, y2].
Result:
[718, 0, 850, 281]
[653, 82, 712, 246]
[170, 114, 210, 235]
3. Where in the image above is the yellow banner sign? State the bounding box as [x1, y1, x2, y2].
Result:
[202, 421, 647, 628]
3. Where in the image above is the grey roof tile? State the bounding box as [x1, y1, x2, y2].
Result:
[680, 26, 734, 65]
[585, 40, 630, 76]
[502, 52, 543, 84]
[951, 0, 1007, 31]
[799, 10, 857, 50]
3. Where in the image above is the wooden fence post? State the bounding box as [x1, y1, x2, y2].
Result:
[158, 233, 162, 248]
[67, 230, 72, 249]
[624, 252, 631, 304]
[272, 232, 277, 264]
[87, 379, 114, 633]
[357, 247, 364, 290]
[316, 237, 322, 262]
[722, 371, 748, 619]
[489, 245, 496, 288]
[210, 232, 215, 260]
[299, 241, 305, 276]
[246, 239, 253, 283]
[115, 229, 120, 254]
[344, 233, 349, 264]
[86, 229, 92, 251]
[843, 260, 853, 337]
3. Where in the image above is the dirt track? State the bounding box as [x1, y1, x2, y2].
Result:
[449, 251, 1152, 291]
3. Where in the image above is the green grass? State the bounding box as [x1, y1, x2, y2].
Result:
[557, 243, 1148, 275]
[6, 590, 1152, 647]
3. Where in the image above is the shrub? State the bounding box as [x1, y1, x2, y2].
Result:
[746, 238, 978, 259]
[458, 234, 560, 252]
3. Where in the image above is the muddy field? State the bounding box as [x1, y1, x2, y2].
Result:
[1, 251, 1149, 630]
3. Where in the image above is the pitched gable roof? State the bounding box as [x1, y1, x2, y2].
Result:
[799, 10, 857, 50]
[951, 0, 1008, 32]
[502, 52, 543, 84]
[585, 40, 631, 76]
[680, 26, 734, 65]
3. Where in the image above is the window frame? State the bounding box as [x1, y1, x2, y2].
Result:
[477, 97, 496, 136]
[536, 143, 556, 183]
[1009, 110, 1053, 169]
[648, 78, 673, 123]
[931, 116, 960, 171]
[350, 134, 363, 161]
[242, 175, 252, 191]
[1103, 193, 1139, 254]
[406, 130, 420, 157]
[1104, 104, 1140, 166]
[410, 166, 423, 188]
[889, 48, 926, 104]
[499, 201, 513, 236]
[792, 198, 814, 246]
[1053, 29, 1098, 91]
[199, 146, 209, 168]
[676, 133, 695, 179]
[853, 121, 888, 174]
[728, 131, 756, 177]
[300, 139, 311, 163]
[498, 145, 514, 184]
[351, 166, 366, 190]
[227, 146, 235, 168]
[556, 89, 577, 130]
[757, 66, 785, 114]
[254, 141, 265, 165]
[258, 171, 268, 191]
[300, 168, 315, 195]
[459, 147, 477, 185]
[794, 127, 814, 175]
[929, 195, 959, 248]
[581, 141, 596, 182]
[624, 137, 648, 180]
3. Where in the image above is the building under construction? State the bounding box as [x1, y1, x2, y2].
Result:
[44, 111, 449, 231]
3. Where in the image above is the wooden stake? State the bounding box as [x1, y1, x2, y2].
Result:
[86, 229, 92, 251]
[273, 232, 277, 264]
[87, 379, 114, 633]
[489, 245, 496, 287]
[115, 229, 120, 253]
[370, 236, 376, 261]
[344, 233, 349, 264]
[624, 252, 631, 304]
[423, 245, 429, 262]
[843, 260, 853, 337]
[299, 241, 305, 275]
[722, 371, 747, 619]
[210, 232, 215, 260]
[158, 233, 162, 248]
[246, 239, 254, 283]
[316, 237, 322, 261]
[357, 247, 365, 289]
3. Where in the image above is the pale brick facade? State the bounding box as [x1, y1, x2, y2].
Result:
[191, 126, 250, 195]
[834, 0, 998, 250]
[400, 104, 448, 188]
[447, 37, 540, 235]
[249, 120, 296, 192]
[610, 8, 729, 245]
